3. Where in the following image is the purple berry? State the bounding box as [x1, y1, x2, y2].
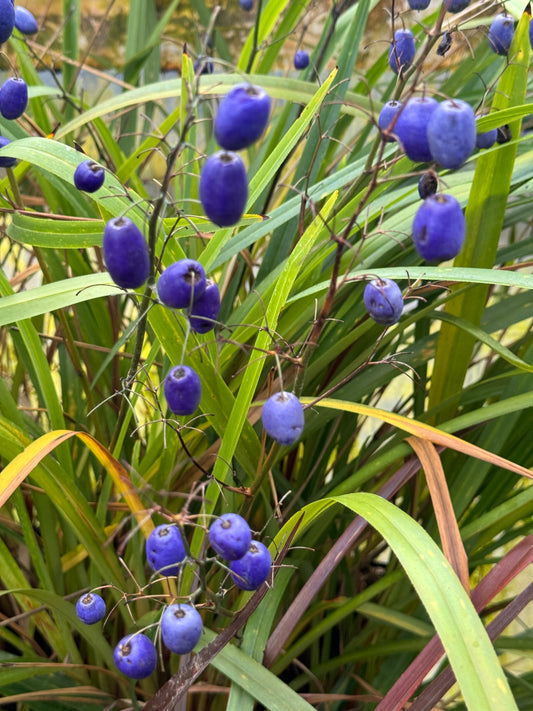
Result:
[146, 524, 186, 575]
[0, 136, 16, 167]
[436, 31, 453, 56]
[164, 365, 202, 416]
[214, 83, 271, 151]
[0, 77, 28, 120]
[240, 0, 253, 9]
[262, 391, 304, 446]
[496, 124, 512, 144]
[418, 172, 438, 199]
[294, 50, 310, 70]
[114, 633, 157, 679]
[209, 513, 252, 560]
[158, 259, 206, 309]
[75, 592, 106, 625]
[388, 28, 416, 74]
[408, 0, 431, 8]
[427, 99, 476, 170]
[230, 541, 272, 591]
[363, 278, 404, 325]
[394, 96, 438, 163]
[188, 279, 221, 333]
[161, 604, 203, 654]
[0, 0, 14, 43]
[443, 0, 471, 12]
[378, 100, 402, 142]
[199, 151, 248, 227]
[102, 216, 150, 289]
[412, 193, 465, 262]
[530, 17, 533, 49]
[74, 159, 105, 193]
[488, 13, 515, 55]
[475, 117, 497, 149]
[14, 6, 38, 34]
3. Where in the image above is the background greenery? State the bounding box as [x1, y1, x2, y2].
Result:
[0, 0, 532, 709]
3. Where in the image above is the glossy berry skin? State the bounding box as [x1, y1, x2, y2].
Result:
[394, 96, 438, 163]
[158, 259, 206, 309]
[230, 541, 272, 591]
[364, 278, 404, 326]
[294, 50, 310, 70]
[408, 0, 430, 9]
[427, 99, 476, 170]
[14, 6, 38, 34]
[188, 279, 221, 333]
[0, 77, 28, 120]
[0, 136, 16, 167]
[412, 194, 465, 262]
[443, 0, 471, 12]
[388, 29, 416, 74]
[0, 0, 14, 43]
[418, 172, 438, 199]
[488, 14, 514, 56]
[161, 604, 203, 654]
[239, 0, 253, 9]
[200, 151, 248, 227]
[75, 592, 106, 625]
[74, 159, 105, 192]
[146, 524, 186, 575]
[102, 217, 150, 289]
[214, 83, 271, 151]
[378, 100, 402, 142]
[262, 391, 304, 446]
[209, 513, 252, 561]
[164, 365, 202, 416]
[114, 633, 157, 679]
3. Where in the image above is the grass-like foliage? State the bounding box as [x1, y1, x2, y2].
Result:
[0, 0, 532, 709]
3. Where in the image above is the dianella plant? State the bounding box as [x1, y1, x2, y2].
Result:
[0, 0, 532, 709]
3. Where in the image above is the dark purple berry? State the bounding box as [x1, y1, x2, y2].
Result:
[161, 604, 203, 654]
[194, 57, 213, 75]
[214, 83, 271, 151]
[240, 0, 253, 9]
[488, 13, 514, 56]
[74, 159, 105, 192]
[294, 50, 310, 70]
[443, 0, 471, 13]
[114, 633, 157, 679]
[496, 124, 512, 144]
[209, 513, 252, 560]
[14, 6, 38, 34]
[418, 172, 438, 199]
[199, 151, 248, 227]
[475, 117, 497, 149]
[436, 31, 453, 56]
[262, 391, 304, 446]
[75, 592, 106, 625]
[394, 96, 438, 163]
[378, 100, 402, 142]
[0, 136, 16, 167]
[427, 99, 476, 170]
[412, 193, 465, 262]
[408, 0, 430, 8]
[0, 77, 28, 120]
[102, 216, 150, 289]
[146, 524, 186, 575]
[158, 259, 207, 309]
[230, 541, 272, 591]
[388, 28, 416, 74]
[363, 278, 404, 325]
[188, 279, 221, 333]
[164, 365, 202, 416]
[0, 0, 14, 43]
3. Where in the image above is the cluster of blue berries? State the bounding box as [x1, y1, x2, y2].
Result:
[75, 514, 272, 679]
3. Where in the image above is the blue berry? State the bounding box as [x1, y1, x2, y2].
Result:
[199, 151, 248, 227]
[363, 278, 404, 325]
[388, 29, 415, 74]
[146, 524, 186, 575]
[418, 172, 438, 199]
[488, 13, 514, 55]
[194, 57, 213, 75]
[114, 633, 157, 679]
[496, 124, 512, 144]
[14, 6, 38, 34]
[214, 83, 271, 151]
[74, 159, 105, 193]
[475, 118, 497, 150]
[240, 0, 253, 9]
[443, 0, 471, 12]
[164, 365, 202, 416]
[412, 193, 465, 262]
[262, 391, 304, 446]
[378, 100, 402, 142]
[0, 77, 28, 120]
[408, 0, 430, 8]
[230, 541, 272, 591]
[102, 216, 150, 289]
[158, 259, 206, 309]
[188, 279, 221, 333]
[75, 592, 106, 625]
[294, 50, 310, 70]
[209, 513, 252, 561]
[0, 0, 14, 43]
[436, 31, 453, 56]
[0, 136, 16, 167]
[394, 96, 438, 163]
[161, 603, 203, 654]
[427, 99, 476, 170]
